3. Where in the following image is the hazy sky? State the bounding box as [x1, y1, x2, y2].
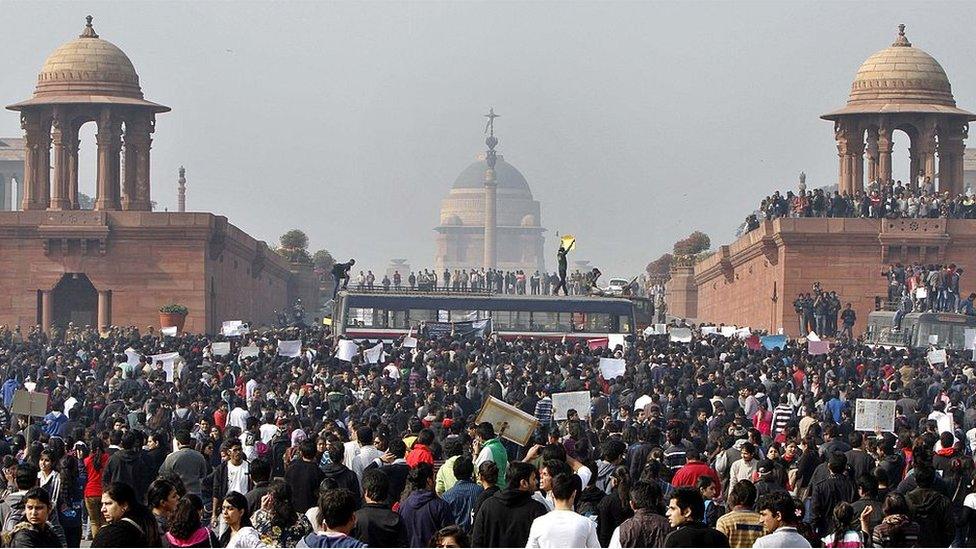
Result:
[3, 2, 976, 276]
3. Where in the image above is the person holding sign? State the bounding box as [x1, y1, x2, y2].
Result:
[554, 240, 573, 296]
[472, 423, 508, 488]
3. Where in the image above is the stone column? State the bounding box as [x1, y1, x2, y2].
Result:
[865, 127, 879, 184]
[877, 127, 893, 184]
[123, 114, 153, 211]
[20, 112, 51, 211]
[849, 138, 865, 194]
[97, 290, 111, 330]
[914, 126, 937, 189]
[41, 290, 53, 334]
[95, 110, 122, 211]
[0, 173, 7, 211]
[483, 175, 497, 269]
[67, 137, 79, 209]
[938, 127, 966, 195]
[48, 112, 71, 210]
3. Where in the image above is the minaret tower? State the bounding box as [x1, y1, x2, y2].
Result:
[177, 166, 186, 212]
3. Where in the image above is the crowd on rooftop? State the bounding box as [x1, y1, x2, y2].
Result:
[744, 177, 976, 233]
[0, 317, 976, 548]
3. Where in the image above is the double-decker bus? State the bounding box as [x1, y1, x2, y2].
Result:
[333, 290, 636, 341]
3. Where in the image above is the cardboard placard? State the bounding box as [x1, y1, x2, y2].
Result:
[211, 342, 231, 356]
[669, 327, 693, 343]
[277, 340, 302, 358]
[552, 391, 591, 420]
[808, 340, 830, 355]
[11, 390, 48, 418]
[239, 346, 260, 359]
[599, 357, 626, 379]
[336, 340, 358, 362]
[474, 396, 539, 446]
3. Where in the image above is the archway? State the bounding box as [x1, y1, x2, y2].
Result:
[890, 127, 915, 186]
[52, 273, 97, 328]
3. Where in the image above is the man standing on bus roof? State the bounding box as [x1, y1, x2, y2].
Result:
[555, 241, 573, 296]
[331, 258, 356, 299]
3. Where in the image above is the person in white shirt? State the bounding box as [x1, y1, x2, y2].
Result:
[526, 472, 599, 548]
[228, 399, 250, 432]
[753, 491, 811, 548]
[351, 426, 384, 481]
[259, 415, 280, 445]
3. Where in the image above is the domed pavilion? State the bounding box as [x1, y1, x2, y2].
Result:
[822, 24, 976, 195]
[434, 121, 546, 274]
[7, 16, 169, 212]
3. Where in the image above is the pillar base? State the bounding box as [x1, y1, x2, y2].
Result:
[47, 199, 71, 211]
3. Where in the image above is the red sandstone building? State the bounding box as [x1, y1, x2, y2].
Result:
[668, 26, 976, 335]
[0, 17, 317, 334]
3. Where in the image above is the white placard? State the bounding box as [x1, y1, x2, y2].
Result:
[336, 340, 358, 362]
[211, 342, 231, 356]
[161, 326, 178, 337]
[124, 347, 141, 367]
[402, 336, 418, 348]
[701, 326, 718, 336]
[720, 326, 737, 338]
[927, 348, 947, 365]
[239, 345, 260, 359]
[854, 399, 896, 433]
[365, 342, 385, 364]
[608, 334, 626, 350]
[221, 321, 248, 337]
[150, 352, 180, 382]
[634, 394, 653, 411]
[928, 334, 939, 345]
[277, 340, 302, 358]
[734, 327, 752, 339]
[965, 328, 976, 351]
[63, 396, 78, 414]
[807, 331, 820, 342]
[552, 391, 591, 420]
[669, 327, 692, 343]
[915, 287, 928, 299]
[599, 357, 626, 379]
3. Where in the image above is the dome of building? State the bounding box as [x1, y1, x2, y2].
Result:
[823, 25, 973, 119]
[452, 154, 532, 195]
[7, 16, 169, 113]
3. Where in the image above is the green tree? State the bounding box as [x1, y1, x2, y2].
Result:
[277, 229, 312, 264]
[313, 249, 335, 273]
[672, 230, 711, 256]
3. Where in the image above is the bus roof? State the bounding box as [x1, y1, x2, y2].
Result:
[338, 290, 635, 314]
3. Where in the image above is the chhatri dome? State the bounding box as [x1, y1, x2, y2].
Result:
[434, 139, 546, 273]
[8, 15, 169, 112]
[821, 25, 975, 197]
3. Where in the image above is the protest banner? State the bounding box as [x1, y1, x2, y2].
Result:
[808, 340, 830, 356]
[239, 346, 260, 359]
[745, 335, 761, 350]
[701, 326, 718, 336]
[735, 327, 752, 339]
[669, 327, 693, 343]
[761, 335, 787, 350]
[720, 326, 737, 338]
[421, 319, 492, 340]
[474, 396, 539, 446]
[365, 342, 385, 364]
[402, 336, 418, 348]
[927, 348, 947, 365]
[599, 357, 626, 379]
[552, 391, 591, 420]
[854, 399, 896, 433]
[277, 340, 302, 358]
[587, 338, 609, 351]
[211, 342, 231, 356]
[221, 321, 248, 337]
[336, 340, 358, 362]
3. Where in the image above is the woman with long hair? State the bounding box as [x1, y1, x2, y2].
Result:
[823, 501, 865, 548]
[164, 495, 220, 548]
[430, 525, 470, 548]
[251, 480, 312, 547]
[219, 491, 265, 548]
[58, 452, 85, 548]
[92, 482, 161, 547]
[84, 438, 109, 537]
[596, 465, 633, 547]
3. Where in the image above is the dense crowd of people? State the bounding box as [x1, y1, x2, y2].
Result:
[1, 318, 976, 548]
[744, 177, 976, 232]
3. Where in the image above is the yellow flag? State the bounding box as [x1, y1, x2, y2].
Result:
[560, 234, 576, 252]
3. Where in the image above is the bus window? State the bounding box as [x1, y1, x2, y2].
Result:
[617, 315, 631, 333]
[513, 311, 529, 330]
[390, 310, 408, 329]
[409, 309, 438, 323]
[493, 311, 513, 330]
[582, 313, 613, 333]
[572, 312, 586, 331]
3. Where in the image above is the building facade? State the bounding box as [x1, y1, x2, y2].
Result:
[0, 138, 25, 211]
[0, 17, 317, 334]
[434, 153, 547, 274]
[670, 26, 976, 334]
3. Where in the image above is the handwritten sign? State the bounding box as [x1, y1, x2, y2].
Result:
[854, 399, 896, 433]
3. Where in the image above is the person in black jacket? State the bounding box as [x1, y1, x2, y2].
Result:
[101, 431, 153, 505]
[810, 451, 855, 537]
[321, 441, 362, 509]
[283, 439, 324, 514]
[364, 439, 410, 506]
[471, 461, 547, 548]
[663, 486, 729, 548]
[331, 259, 356, 299]
[353, 469, 408, 547]
[211, 439, 253, 524]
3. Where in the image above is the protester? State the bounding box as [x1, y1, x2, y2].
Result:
[218, 491, 265, 548]
[525, 472, 600, 547]
[164, 494, 220, 548]
[4, 487, 65, 548]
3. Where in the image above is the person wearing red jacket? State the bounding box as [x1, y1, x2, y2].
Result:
[671, 450, 722, 494]
[406, 429, 435, 468]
